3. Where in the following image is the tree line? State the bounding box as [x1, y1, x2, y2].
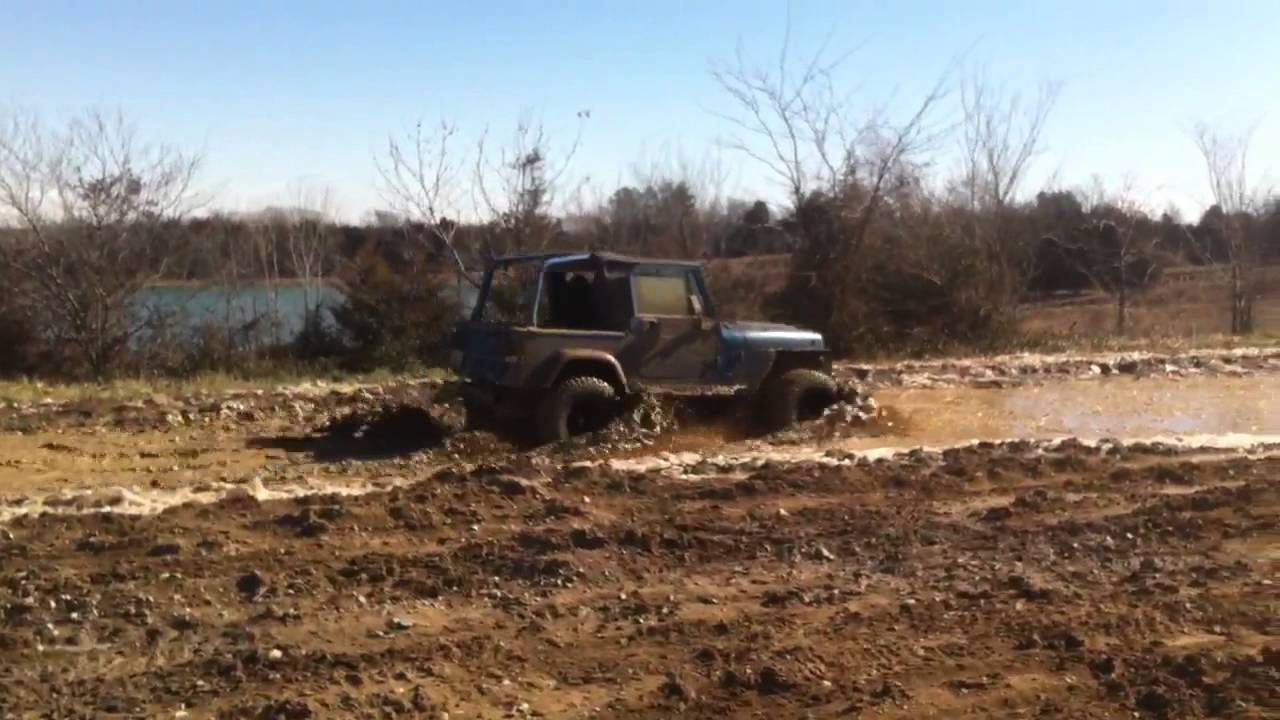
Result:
[1, 46, 1276, 379]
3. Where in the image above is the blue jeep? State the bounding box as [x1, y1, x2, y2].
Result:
[452, 252, 836, 443]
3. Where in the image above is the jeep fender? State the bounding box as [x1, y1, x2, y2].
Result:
[529, 349, 629, 393]
[742, 349, 829, 391]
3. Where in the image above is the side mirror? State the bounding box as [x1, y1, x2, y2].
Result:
[689, 294, 704, 316]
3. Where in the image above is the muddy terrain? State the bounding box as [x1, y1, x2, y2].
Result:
[1, 350, 1277, 719]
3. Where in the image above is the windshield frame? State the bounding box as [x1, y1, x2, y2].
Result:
[468, 254, 715, 324]
[469, 257, 546, 324]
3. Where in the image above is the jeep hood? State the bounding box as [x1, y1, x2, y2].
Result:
[720, 321, 826, 352]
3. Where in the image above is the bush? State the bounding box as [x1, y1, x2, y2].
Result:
[0, 303, 41, 376]
[331, 240, 460, 371]
[291, 308, 345, 362]
[769, 193, 1018, 357]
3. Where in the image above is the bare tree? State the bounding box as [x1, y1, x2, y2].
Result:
[376, 119, 477, 287]
[710, 14, 861, 210]
[713, 18, 955, 352]
[474, 111, 588, 255]
[1193, 124, 1267, 334]
[956, 72, 1060, 303]
[281, 185, 335, 318]
[0, 109, 201, 377]
[1048, 182, 1159, 334]
[957, 74, 1058, 215]
[711, 11, 949, 236]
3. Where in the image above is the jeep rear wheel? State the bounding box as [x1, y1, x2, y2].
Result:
[463, 397, 495, 432]
[536, 376, 620, 444]
[761, 368, 838, 431]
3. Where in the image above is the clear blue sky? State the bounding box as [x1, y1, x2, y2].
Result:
[3, 0, 1276, 220]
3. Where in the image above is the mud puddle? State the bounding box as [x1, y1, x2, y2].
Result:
[0, 473, 418, 524]
[603, 374, 1280, 474]
[6, 373, 1280, 524]
[875, 373, 1280, 447]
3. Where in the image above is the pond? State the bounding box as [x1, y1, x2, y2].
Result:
[132, 282, 479, 343]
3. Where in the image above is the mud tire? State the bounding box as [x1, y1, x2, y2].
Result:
[463, 398, 495, 432]
[536, 376, 620, 444]
[761, 368, 838, 431]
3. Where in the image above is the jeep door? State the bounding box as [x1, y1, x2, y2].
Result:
[626, 266, 720, 384]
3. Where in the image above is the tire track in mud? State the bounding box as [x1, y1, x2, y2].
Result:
[2, 355, 1279, 717]
[1, 438, 1276, 718]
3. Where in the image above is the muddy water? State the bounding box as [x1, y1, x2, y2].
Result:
[6, 373, 1280, 522]
[874, 374, 1280, 447]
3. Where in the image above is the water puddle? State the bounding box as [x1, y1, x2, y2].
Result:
[6, 374, 1280, 523]
[875, 374, 1280, 447]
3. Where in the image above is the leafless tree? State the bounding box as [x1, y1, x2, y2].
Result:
[281, 185, 335, 317]
[0, 109, 201, 377]
[710, 7, 864, 210]
[1051, 182, 1159, 334]
[376, 119, 477, 287]
[711, 11, 949, 233]
[957, 74, 1058, 214]
[711, 13, 953, 351]
[474, 111, 588, 255]
[956, 72, 1060, 302]
[1193, 123, 1267, 334]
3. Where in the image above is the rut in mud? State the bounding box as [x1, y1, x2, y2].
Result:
[1, 440, 1276, 719]
[1, 349, 1278, 718]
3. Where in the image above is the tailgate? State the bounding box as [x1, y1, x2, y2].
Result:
[453, 322, 517, 384]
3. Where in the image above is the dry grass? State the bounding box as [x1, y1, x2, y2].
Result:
[1020, 270, 1280, 342]
[0, 367, 450, 404]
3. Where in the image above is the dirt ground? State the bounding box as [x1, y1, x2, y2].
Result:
[1, 353, 1277, 719]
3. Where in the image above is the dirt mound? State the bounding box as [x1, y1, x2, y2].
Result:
[315, 402, 456, 454]
[0, 378, 449, 433]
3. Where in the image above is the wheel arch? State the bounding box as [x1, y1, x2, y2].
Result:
[748, 349, 830, 390]
[539, 350, 629, 394]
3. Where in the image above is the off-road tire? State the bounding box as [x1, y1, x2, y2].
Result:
[462, 398, 495, 432]
[536, 376, 620, 444]
[761, 368, 838, 432]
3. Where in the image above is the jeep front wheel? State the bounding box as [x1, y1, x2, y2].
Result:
[536, 376, 620, 444]
[761, 368, 838, 431]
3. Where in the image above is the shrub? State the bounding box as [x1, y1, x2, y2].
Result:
[769, 192, 1019, 357]
[331, 240, 460, 371]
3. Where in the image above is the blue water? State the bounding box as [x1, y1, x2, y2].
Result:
[133, 284, 344, 342]
[132, 282, 479, 344]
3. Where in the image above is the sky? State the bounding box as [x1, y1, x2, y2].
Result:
[2, 0, 1277, 221]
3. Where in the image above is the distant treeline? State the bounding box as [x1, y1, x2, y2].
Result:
[1, 177, 1277, 379]
[92, 192, 1280, 292]
[3, 53, 1277, 379]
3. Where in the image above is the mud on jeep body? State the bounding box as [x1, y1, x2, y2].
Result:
[451, 251, 836, 443]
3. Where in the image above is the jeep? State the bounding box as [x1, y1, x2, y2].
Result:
[451, 252, 837, 443]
